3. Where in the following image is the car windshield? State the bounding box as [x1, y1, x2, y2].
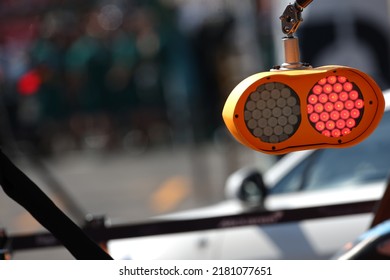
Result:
[2, 0, 390, 261]
[271, 109, 390, 194]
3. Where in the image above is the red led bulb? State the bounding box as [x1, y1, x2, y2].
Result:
[308, 75, 365, 138]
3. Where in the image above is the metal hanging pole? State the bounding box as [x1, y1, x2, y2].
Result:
[275, 0, 314, 70]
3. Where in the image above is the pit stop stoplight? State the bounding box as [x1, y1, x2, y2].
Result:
[222, 65, 385, 155]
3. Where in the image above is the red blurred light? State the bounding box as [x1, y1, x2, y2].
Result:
[17, 70, 41, 96]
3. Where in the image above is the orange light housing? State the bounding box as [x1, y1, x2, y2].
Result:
[222, 66, 385, 155]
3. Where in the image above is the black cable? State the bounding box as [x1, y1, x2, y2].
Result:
[0, 150, 113, 260]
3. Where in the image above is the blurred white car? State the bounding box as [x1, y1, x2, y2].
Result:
[108, 90, 390, 260]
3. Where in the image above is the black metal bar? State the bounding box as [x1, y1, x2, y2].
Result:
[10, 199, 377, 252]
[0, 150, 112, 260]
[22, 146, 87, 224]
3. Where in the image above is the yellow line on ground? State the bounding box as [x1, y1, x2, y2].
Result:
[149, 176, 191, 213]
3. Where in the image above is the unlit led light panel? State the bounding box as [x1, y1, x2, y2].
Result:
[244, 82, 300, 144]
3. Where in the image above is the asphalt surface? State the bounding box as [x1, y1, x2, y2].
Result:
[0, 142, 273, 259]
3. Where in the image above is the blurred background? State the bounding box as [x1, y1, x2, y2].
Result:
[1, 0, 390, 259]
